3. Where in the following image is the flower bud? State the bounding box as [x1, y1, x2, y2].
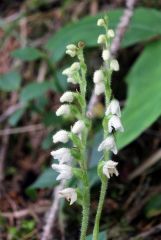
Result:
[62, 67, 72, 76]
[56, 104, 70, 116]
[60, 91, 74, 103]
[93, 70, 104, 83]
[107, 29, 115, 38]
[98, 135, 117, 154]
[67, 77, 77, 84]
[102, 49, 110, 61]
[70, 62, 80, 71]
[94, 82, 105, 95]
[66, 44, 77, 51]
[71, 120, 85, 134]
[105, 99, 121, 117]
[97, 18, 105, 26]
[108, 115, 124, 133]
[66, 49, 76, 57]
[110, 59, 119, 71]
[97, 34, 106, 44]
[53, 130, 69, 143]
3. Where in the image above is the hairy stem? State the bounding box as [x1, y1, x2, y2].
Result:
[93, 178, 108, 240]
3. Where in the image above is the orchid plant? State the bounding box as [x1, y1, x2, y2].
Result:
[50, 16, 124, 240]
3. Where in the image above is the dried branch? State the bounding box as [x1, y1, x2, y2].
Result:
[87, 0, 138, 117]
[41, 181, 65, 240]
[0, 124, 45, 136]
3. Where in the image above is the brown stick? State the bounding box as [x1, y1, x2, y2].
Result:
[0, 124, 44, 136]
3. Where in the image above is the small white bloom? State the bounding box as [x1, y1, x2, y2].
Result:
[67, 77, 77, 84]
[108, 115, 124, 133]
[97, 18, 105, 26]
[97, 34, 106, 44]
[66, 49, 76, 57]
[56, 104, 70, 116]
[105, 99, 121, 117]
[51, 163, 72, 181]
[59, 188, 77, 205]
[102, 49, 110, 61]
[103, 160, 119, 178]
[110, 59, 119, 71]
[53, 130, 69, 143]
[107, 29, 115, 38]
[66, 44, 77, 51]
[71, 120, 85, 134]
[62, 67, 72, 76]
[70, 62, 80, 71]
[98, 135, 117, 154]
[60, 91, 74, 103]
[51, 148, 73, 164]
[94, 82, 105, 95]
[93, 70, 104, 83]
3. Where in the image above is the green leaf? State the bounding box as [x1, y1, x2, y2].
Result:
[117, 40, 161, 149]
[0, 71, 21, 91]
[86, 231, 106, 240]
[144, 194, 161, 218]
[12, 47, 43, 61]
[20, 81, 55, 103]
[29, 168, 57, 189]
[46, 8, 161, 62]
[8, 108, 26, 126]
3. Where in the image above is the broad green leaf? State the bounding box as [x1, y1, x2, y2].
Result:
[46, 8, 161, 62]
[12, 47, 43, 61]
[20, 81, 55, 102]
[0, 71, 21, 91]
[117, 40, 161, 149]
[8, 108, 26, 126]
[144, 194, 161, 218]
[29, 168, 57, 189]
[86, 231, 106, 240]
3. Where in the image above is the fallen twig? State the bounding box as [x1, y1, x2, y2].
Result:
[128, 149, 161, 180]
[0, 124, 45, 136]
[0, 103, 24, 124]
[41, 181, 65, 240]
[131, 223, 161, 239]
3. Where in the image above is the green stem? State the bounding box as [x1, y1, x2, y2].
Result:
[80, 183, 90, 240]
[93, 178, 108, 240]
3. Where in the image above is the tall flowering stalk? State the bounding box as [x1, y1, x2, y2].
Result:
[92, 17, 124, 240]
[51, 17, 124, 240]
[51, 42, 90, 240]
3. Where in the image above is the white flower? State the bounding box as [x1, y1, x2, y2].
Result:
[67, 77, 77, 84]
[107, 29, 115, 38]
[93, 70, 104, 83]
[59, 188, 77, 205]
[60, 91, 74, 103]
[53, 130, 69, 143]
[94, 82, 105, 95]
[98, 135, 117, 154]
[110, 59, 119, 71]
[105, 99, 121, 117]
[62, 67, 72, 76]
[97, 34, 106, 44]
[51, 148, 73, 164]
[66, 44, 77, 51]
[70, 62, 80, 71]
[65, 49, 76, 57]
[108, 115, 124, 133]
[103, 160, 119, 178]
[51, 163, 72, 181]
[102, 49, 110, 61]
[56, 104, 70, 116]
[71, 120, 85, 134]
[97, 18, 105, 26]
